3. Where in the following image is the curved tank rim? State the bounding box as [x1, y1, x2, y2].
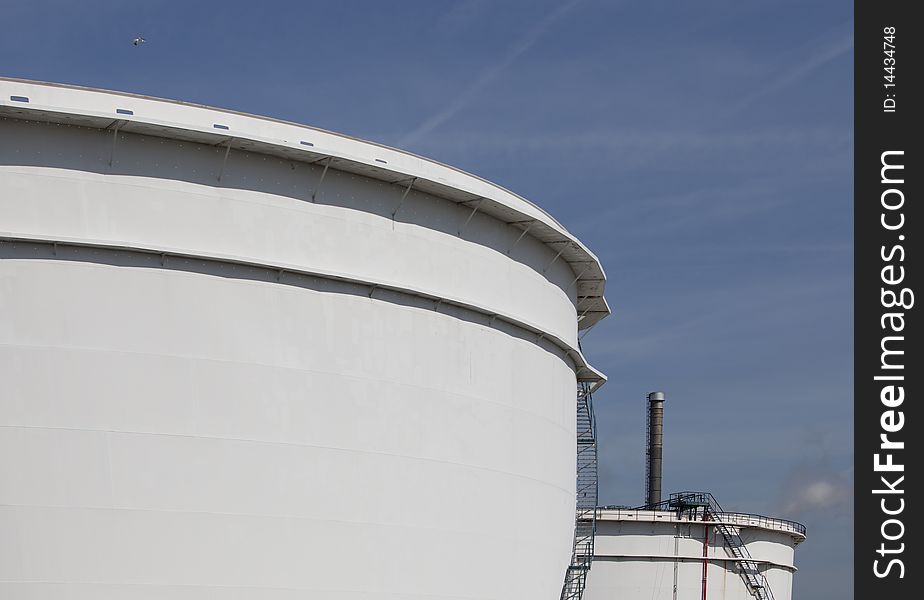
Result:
[0, 77, 566, 227]
[0, 76, 610, 332]
[595, 506, 807, 543]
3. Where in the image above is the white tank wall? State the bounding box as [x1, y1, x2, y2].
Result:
[584, 513, 803, 600]
[0, 87, 600, 600]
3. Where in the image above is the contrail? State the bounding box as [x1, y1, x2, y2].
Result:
[399, 0, 583, 148]
[728, 32, 853, 117]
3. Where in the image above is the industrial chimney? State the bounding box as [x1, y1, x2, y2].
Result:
[645, 391, 666, 506]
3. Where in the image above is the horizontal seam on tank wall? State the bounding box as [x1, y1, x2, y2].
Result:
[0, 166, 578, 305]
[0, 502, 567, 543]
[0, 424, 574, 494]
[0, 341, 574, 433]
[0, 577, 483, 598]
[591, 554, 796, 571]
[0, 232, 578, 350]
[0, 234, 606, 389]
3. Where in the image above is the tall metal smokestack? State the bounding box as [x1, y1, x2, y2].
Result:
[646, 391, 666, 506]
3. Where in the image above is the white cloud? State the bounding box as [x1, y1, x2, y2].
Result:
[778, 460, 853, 517]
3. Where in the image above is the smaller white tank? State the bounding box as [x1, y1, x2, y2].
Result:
[584, 499, 805, 600]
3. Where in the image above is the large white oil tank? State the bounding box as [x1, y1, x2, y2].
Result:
[0, 78, 609, 600]
[585, 502, 806, 600]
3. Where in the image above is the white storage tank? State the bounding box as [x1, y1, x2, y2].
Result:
[0, 78, 609, 600]
[585, 498, 806, 600]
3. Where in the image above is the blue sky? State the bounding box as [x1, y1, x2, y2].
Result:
[1, 0, 853, 597]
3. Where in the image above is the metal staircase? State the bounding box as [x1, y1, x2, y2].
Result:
[667, 492, 775, 600]
[560, 382, 598, 600]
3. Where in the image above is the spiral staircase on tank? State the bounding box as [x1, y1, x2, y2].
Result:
[559, 382, 598, 600]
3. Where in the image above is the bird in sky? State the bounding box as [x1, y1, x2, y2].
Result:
[132, 36, 146, 46]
